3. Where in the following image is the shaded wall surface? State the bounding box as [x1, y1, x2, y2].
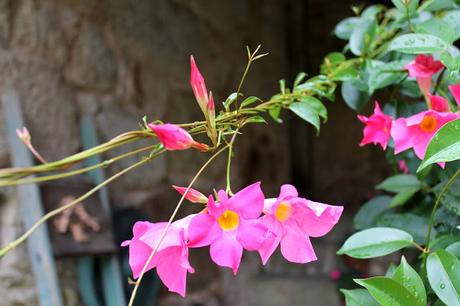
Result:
[0, 1, 388, 306]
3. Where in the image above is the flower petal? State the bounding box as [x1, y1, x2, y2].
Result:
[280, 223, 317, 264]
[187, 213, 220, 248]
[237, 219, 268, 251]
[210, 232, 243, 274]
[257, 215, 283, 265]
[391, 118, 413, 154]
[227, 182, 264, 219]
[278, 184, 298, 200]
[293, 199, 344, 237]
[155, 246, 193, 297]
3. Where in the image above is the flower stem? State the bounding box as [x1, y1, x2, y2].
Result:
[0, 145, 160, 187]
[0, 149, 165, 257]
[423, 168, 460, 258]
[127, 133, 239, 306]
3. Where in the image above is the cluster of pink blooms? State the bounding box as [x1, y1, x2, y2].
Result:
[358, 55, 460, 166]
[122, 56, 344, 296]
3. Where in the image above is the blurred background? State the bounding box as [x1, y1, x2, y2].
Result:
[0, 0, 391, 305]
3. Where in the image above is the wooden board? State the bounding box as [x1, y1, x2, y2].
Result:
[41, 180, 117, 257]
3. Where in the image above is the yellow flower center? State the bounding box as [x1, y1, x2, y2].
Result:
[419, 115, 437, 133]
[275, 201, 292, 222]
[217, 210, 239, 231]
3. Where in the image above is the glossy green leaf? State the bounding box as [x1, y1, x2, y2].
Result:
[376, 174, 422, 193]
[340, 289, 379, 306]
[337, 227, 414, 258]
[300, 96, 327, 120]
[334, 17, 360, 40]
[427, 249, 460, 306]
[376, 213, 434, 244]
[355, 276, 423, 306]
[367, 61, 406, 94]
[240, 96, 262, 108]
[293, 72, 307, 88]
[414, 18, 457, 44]
[443, 11, 460, 35]
[418, 119, 460, 172]
[350, 18, 378, 56]
[244, 115, 266, 125]
[354, 196, 392, 230]
[268, 105, 282, 123]
[446, 242, 460, 259]
[389, 33, 449, 54]
[389, 188, 419, 207]
[393, 257, 427, 305]
[341, 81, 370, 112]
[420, 0, 457, 11]
[289, 102, 320, 132]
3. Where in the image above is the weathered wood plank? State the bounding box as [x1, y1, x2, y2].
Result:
[2, 90, 64, 306]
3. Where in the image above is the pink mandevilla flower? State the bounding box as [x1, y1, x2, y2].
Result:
[172, 185, 208, 204]
[391, 110, 459, 163]
[187, 182, 267, 274]
[258, 184, 343, 264]
[121, 218, 195, 297]
[357, 101, 393, 149]
[448, 84, 460, 107]
[404, 54, 443, 96]
[190, 55, 209, 115]
[429, 94, 450, 112]
[148, 123, 208, 151]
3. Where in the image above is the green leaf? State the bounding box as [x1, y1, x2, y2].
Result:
[376, 213, 434, 244]
[354, 196, 392, 230]
[355, 276, 423, 306]
[332, 67, 359, 82]
[443, 11, 460, 36]
[446, 242, 460, 259]
[240, 96, 262, 108]
[388, 33, 449, 54]
[279, 79, 286, 94]
[427, 249, 460, 306]
[293, 72, 307, 88]
[389, 188, 419, 207]
[414, 18, 457, 44]
[376, 174, 422, 193]
[244, 115, 266, 124]
[350, 18, 378, 56]
[420, 0, 457, 12]
[289, 102, 320, 132]
[340, 289, 379, 306]
[268, 105, 282, 123]
[334, 17, 360, 40]
[223, 92, 238, 110]
[341, 81, 370, 112]
[433, 178, 460, 216]
[391, 0, 419, 16]
[367, 60, 407, 94]
[418, 119, 460, 172]
[393, 256, 427, 305]
[337, 227, 414, 259]
[300, 96, 327, 120]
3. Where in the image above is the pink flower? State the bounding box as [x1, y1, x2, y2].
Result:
[429, 94, 450, 112]
[391, 110, 459, 161]
[448, 84, 460, 107]
[404, 55, 443, 96]
[357, 101, 393, 149]
[187, 182, 267, 274]
[398, 160, 409, 174]
[121, 219, 194, 296]
[190, 55, 209, 115]
[148, 123, 208, 151]
[172, 185, 208, 204]
[258, 185, 343, 264]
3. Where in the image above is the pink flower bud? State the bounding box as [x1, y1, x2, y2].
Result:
[449, 84, 460, 107]
[172, 185, 208, 204]
[429, 94, 450, 112]
[404, 55, 443, 97]
[16, 127, 31, 145]
[190, 55, 209, 115]
[148, 123, 209, 151]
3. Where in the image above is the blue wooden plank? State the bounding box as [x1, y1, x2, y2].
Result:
[2, 91, 64, 306]
[80, 115, 127, 306]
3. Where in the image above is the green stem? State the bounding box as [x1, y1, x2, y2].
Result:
[0, 149, 165, 257]
[424, 168, 460, 257]
[0, 145, 159, 187]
